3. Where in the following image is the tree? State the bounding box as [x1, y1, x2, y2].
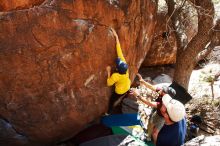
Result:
[163, 0, 218, 89]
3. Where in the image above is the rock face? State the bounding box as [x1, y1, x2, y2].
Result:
[0, 0, 45, 11]
[0, 0, 157, 145]
[142, 12, 177, 66]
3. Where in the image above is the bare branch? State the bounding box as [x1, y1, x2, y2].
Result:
[184, 0, 214, 58]
[196, 41, 214, 62]
[211, 72, 220, 101]
[165, 0, 187, 49]
[196, 17, 220, 62]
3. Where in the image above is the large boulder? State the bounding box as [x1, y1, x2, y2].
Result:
[142, 1, 197, 66]
[142, 12, 177, 66]
[0, 0, 157, 145]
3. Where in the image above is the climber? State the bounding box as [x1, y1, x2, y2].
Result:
[106, 28, 131, 114]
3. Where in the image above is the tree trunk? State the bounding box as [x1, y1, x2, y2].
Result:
[172, 0, 214, 89]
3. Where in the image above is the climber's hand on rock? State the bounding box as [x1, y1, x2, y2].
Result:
[110, 28, 118, 38]
[106, 66, 111, 72]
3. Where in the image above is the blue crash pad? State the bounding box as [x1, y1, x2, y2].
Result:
[101, 114, 140, 127]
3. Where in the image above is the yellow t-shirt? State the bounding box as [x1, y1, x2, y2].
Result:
[107, 72, 131, 94]
[107, 42, 131, 94]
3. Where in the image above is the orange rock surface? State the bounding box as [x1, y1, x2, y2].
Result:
[143, 12, 177, 66]
[0, 0, 44, 11]
[0, 0, 157, 145]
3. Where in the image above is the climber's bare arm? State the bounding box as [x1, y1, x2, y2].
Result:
[110, 28, 126, 62]
[106, 66, 111, 78]
[110, 28, 119, 44]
